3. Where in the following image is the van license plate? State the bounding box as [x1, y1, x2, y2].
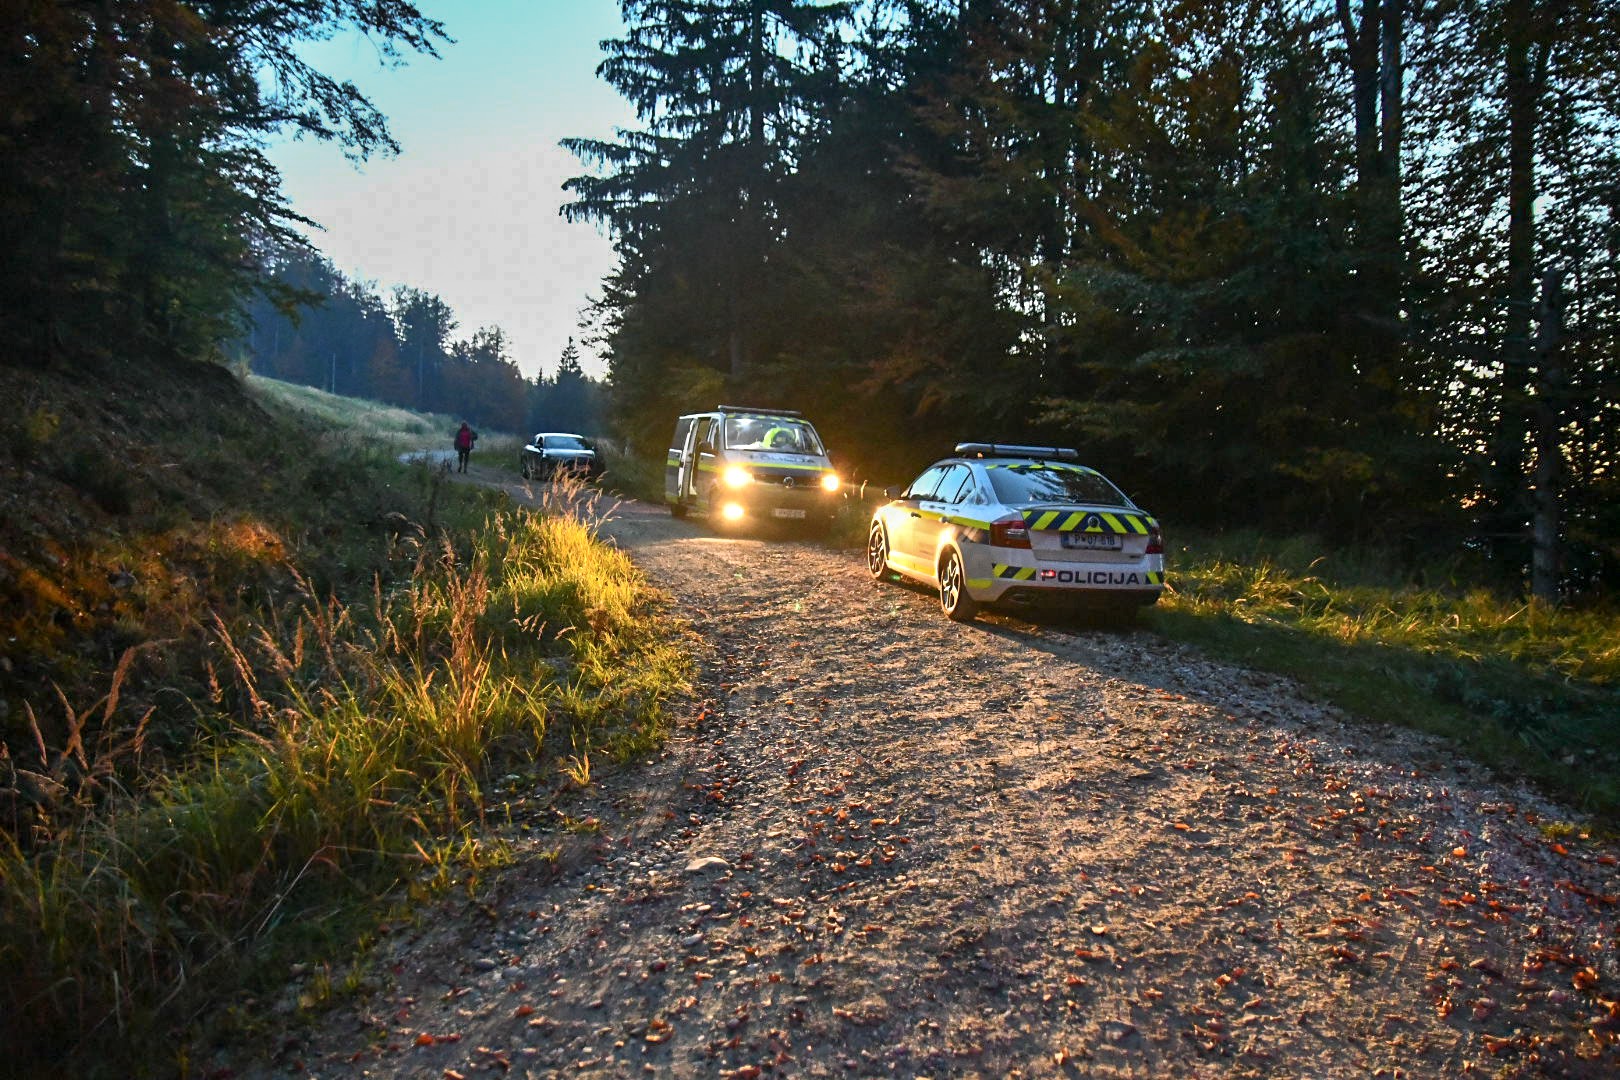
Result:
[773, 508, 807, 519]
[1062, 532, 1121, 550]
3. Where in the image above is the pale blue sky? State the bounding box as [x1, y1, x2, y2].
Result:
[267, 1, 634, 379]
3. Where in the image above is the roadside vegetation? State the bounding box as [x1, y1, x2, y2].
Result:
[0, 367, 689, 1077]
[1152, 532, 1619, 824]
[594, 442, 666, 505]
[243, 374, 456, 451]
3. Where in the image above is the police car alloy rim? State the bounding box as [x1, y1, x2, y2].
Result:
[940, 551, 975, 619]
[867, 522, 888, 578]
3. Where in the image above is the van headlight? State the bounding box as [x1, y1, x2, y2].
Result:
[722, 466, 753, 489]
[820, 472, 841, 493]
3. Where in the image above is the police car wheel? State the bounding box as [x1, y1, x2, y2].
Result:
[939, 549, 979, 622]
[866, 521, 889, 579]
[520, 459, 532, 480]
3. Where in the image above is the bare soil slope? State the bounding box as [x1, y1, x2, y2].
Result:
[243, 493, 1619, 1079]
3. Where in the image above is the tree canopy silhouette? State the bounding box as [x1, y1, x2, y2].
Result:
[0, 0, 448, 368]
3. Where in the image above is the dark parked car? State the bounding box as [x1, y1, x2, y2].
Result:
[520, 433, 602, 481]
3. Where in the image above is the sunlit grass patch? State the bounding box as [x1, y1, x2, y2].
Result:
[0, 497, 690, 1073]
[245, 375, 454, 451]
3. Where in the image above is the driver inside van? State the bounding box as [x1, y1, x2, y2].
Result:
[764, 424, 802, 451]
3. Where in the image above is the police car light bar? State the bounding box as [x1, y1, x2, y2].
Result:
[718, 405, 804, 417]
[954, 442, 1080, 460]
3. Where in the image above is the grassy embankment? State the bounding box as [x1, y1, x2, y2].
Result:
[818, 480, 1618, 823]
[0, 372, 690, 1076]
[1153, 531, 1618, 824]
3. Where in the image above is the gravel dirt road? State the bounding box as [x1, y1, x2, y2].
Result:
[243, 487, 1619, 1079]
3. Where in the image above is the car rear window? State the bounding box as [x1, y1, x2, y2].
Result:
[985, 464, 1131, 507]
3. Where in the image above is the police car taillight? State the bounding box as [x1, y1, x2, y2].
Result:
[1146, 521, 1163, 554]
[990, 514, 1031, 548]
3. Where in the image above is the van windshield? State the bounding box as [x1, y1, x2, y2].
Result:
[724, 417, 824, 456]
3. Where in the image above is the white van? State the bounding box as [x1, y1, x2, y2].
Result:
[665, 406, 842, 530]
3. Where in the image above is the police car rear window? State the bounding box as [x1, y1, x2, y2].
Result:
[985, 464, 1131, 507]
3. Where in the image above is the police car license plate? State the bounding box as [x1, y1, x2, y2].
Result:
[772, 508, 807, 519]
[1062, 532, 1122, 550]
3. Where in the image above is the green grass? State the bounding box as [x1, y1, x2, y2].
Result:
[1150, 530, 1620, 821]
[2, 500, 689, 1075]
[596, 443, 666, 503]
[0, 382, 690, 1077]
[245, 375, 457, 451]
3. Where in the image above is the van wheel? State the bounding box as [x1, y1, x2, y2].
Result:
[939, 549, 979, 622]
[670, 501, 688, 519]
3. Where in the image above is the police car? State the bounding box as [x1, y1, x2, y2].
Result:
[867, 444, 1164, 622]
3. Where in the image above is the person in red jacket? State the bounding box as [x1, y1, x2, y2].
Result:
[453, 421, 478, 473]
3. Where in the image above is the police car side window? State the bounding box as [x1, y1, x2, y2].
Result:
[905, 465, 948, 501]
[935, 465, 971, 505]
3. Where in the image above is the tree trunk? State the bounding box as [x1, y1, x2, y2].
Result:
[1530, 267, 1566, 603]
[1337, 0, 1403, 337]
[1493, 0, 1537, 546]
[1377, 0, 1404, 300]
[1335, 0, 1380, 186]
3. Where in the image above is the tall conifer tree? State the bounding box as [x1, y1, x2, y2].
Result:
[565, 0, 853, 389]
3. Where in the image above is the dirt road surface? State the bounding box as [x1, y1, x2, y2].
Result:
[240, 488, 1618, 1079]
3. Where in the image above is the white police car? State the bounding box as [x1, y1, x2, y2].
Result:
[867, 444, 1164, 622]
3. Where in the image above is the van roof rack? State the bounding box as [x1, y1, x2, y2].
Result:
[954, 442, 1079, 460]
[718, 405, 803, 418]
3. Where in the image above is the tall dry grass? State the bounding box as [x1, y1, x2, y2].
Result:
[0, 498, 688, 1073]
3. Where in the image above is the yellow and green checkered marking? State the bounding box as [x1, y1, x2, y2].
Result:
[1020, 509, 1154, 534]
[993, 565, 1166, 585]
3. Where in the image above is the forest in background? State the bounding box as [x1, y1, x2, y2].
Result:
[565, 0, 1619, 601]
[2, 1, 1615, 603]
[239, 246, 608, 438]
[0, 1, 605, 442]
